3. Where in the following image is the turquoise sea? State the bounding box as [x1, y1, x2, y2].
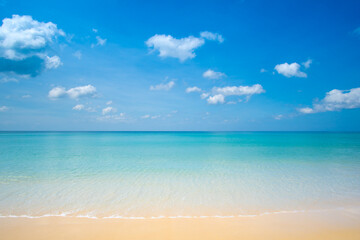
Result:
[0, 132, 360, 219]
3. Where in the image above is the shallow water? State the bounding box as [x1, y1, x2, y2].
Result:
[0, 132, 359, 218]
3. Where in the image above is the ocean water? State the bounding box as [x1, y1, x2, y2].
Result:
[0, 132, 360, 219]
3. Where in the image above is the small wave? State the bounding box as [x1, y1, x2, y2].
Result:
[0, 207, 349, 220]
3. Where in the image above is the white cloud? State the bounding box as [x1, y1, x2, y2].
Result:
[200, 31, 224, 43]
[73, 50, 82, 60]
[200, 93, 209, 99]
[298, 87, 360, 114]
[97, 113, 126, 122]
[204, 84, 265, 104]
[0, 15, 65, 60]
[202, 69, 225, 79]
[274, 114, 283, 120]
[92, 28, 98, 33]
[0, 105, 8, 112]
[302, 59, 312, 69]
[91, 36, 107, 48]
[207, 94, 225, 104]
[212, 84, 265, 96]
[0, 15, 65, 76]
[67, 85, 96, 99]
[186, 86, 202, 93]
[146, 34, 205, 62]
[22, 94, 31, 98]
[102, 106, 116, 115]
[260, 68, 267, 73]
[48, 85, 96, 99]
[48, 86, 66, 98]
[298, 107, 314, 114]
[274, 62, 307, 78]
[150, 81, 175, 91]
[45, 55, 62, 69]
[0, 75, 18, 83]
[1, 72, 30, 83]
[72, 104, 84, 111]
[106, 100, 112, 105]
[141, 114, 150, 119]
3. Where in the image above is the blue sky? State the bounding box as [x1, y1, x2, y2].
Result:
[0, 0, 360, 131]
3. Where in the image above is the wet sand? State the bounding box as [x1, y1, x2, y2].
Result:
[1, 210, 359, 240]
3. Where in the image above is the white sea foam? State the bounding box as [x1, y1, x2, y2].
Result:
[0, 207, 352, 220]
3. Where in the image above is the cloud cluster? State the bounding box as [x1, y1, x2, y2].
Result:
[213, 84, 265, 96]
[146, 31, 223, 62]
[298, 87, 360, 114]
[274, 62, 307, 78]
[202, 84, 265, 104]
[202, 69, 225, 79]
[49, 85, 96, 99]
[97, 113, 126, 121]
[150, 81, 175, 91]
[0, 15, 65, 76]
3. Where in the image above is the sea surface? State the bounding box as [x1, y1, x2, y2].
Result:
[0, 132, 360, 219]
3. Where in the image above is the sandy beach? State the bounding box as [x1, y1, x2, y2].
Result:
[1, 210, 360, 240]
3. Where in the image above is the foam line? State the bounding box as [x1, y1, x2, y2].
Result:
[0, 207, 350, 220]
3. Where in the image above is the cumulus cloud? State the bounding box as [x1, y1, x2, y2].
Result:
[0, 105, 8, 111]
[141, 114, 150, 119]
[204, 84, 265, 104]
[274, 62, 307, 78]
[212, 84, 265, 96]
[0, 15, 65, 76]
[203, 69, 225, 79]
[186, 86, 202, 93]
[146, 34, 205, 62]
[200, 31, 224, 43]
[48, 85, 96, 99]
[106, 100, 112, 105]
[150, 81, 175, 91]
[146, 31, 224, 62]
[298, 87, 360, 114]
[72, 104, 84, 111]
[102, 106, 116, 115]
[207, 94, 225, 104]
[260, 68, 267, 73]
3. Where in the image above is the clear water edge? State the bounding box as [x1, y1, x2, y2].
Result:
[0, 132, 359, 219]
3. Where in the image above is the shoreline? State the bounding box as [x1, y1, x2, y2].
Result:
[1, 210, 359, 240]
[0, 206, 356, 220]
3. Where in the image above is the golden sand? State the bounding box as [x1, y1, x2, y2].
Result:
[1, 210, 359, 240]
